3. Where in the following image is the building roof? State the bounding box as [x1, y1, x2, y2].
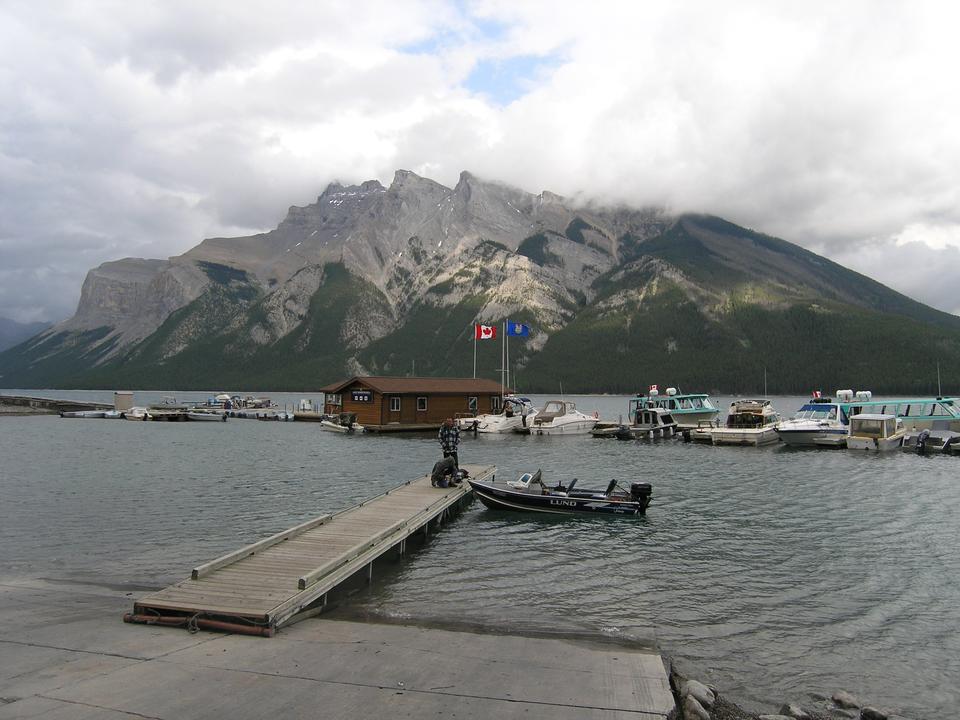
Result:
[320, 376, 507, 395]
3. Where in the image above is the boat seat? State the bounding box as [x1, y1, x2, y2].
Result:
[507, 472, 534, 488]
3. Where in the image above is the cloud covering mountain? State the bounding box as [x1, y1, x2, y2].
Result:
[2, 1, 959, 324]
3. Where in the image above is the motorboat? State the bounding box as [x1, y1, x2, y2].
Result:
[186, 411, 227, 422]
[465, 396, 538, 433]
[846, 413, 905, 452]
[591, 408, 677, 439]
[632, 386, 720, 429]
[59, 410, 107, 418]
[832, 389, 960, 433]
[468, 470, 652, 516]
[123, 407, 150, 421]
[518, 400, 597, 435]
[320, 412, 364, 433]
[902, 429, 960, 454]
[705, 399, 781, 446]
[775, 395, 848, 447]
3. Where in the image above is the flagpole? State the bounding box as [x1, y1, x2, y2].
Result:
[506, 323, 510, 393]
[472, 323, 477, 379]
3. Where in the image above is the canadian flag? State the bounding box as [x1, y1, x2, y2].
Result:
[475, 324, 497, 340]
[649, 384, 658, 393]
[812, 390, 822, 399]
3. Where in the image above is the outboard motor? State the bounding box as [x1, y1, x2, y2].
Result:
[914, 429, 930, 455]
[630, 482, 653, 512]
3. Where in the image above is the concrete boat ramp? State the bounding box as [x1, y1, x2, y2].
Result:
[0, 465, 675, 719]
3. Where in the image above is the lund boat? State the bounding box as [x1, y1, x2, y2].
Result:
[775, 395, 848, 447]
[518, 400, 597, 435]
[468, 470, 652, 516]
[706, 399, 781, 446]
[633, 387, 720, 429]
[320, 412, 364, 433]
[846, 413, 905, 452]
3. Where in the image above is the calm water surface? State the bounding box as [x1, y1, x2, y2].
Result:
[2, 389, 958, 717]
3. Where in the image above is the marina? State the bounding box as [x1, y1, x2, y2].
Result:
[2, 389, 959, 718]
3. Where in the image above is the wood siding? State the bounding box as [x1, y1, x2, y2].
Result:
[324, 380, 499, 426]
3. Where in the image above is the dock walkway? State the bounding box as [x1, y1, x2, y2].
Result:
[127, 464, 495, 635]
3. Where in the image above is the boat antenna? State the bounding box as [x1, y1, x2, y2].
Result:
[560, 380, 564, 400]
[764, 367, 768, 398]
[938, 361, 942, 396]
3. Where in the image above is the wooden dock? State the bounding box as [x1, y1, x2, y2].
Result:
[125, 465, 495, 636]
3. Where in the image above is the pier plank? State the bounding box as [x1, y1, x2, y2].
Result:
[131, 465, 494, 631]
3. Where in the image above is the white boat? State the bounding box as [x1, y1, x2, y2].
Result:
[123, 407, 150, 421]
[320, 412, 364, 433]
[775, 395, 848, 447]
[706, 399, 781, 446]
[519, 400, 597, 435]
[846, 413, 905, 452]
[186, 411, 227, 422]
[59, 410, 106, 418]
[468, 396, 538, 434]
[102, 410, 123, 419]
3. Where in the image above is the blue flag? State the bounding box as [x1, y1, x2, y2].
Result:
[506, 320, 530, 337]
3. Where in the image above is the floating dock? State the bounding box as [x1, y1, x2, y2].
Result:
[125, 465, 495, 636]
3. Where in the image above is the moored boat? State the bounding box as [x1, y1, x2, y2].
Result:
[319, 412, 364, 433]
[468, 470, 652, 515]
[633, 386, 720, 429]
[468, 396, 538, 433]
[775, 394, 848, 447]
[59, 410, 107, 419]
[706, 399, 781, 446]
[846, 413, 905, 452]
[592, 407, 677, 439]
[518, 400, 596, 435]
[902, 429, 960, 454]
[186, 411, 227, 422]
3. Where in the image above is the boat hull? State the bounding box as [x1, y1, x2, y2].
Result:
[529, 419, 597, 435]
[709, 427, 780, 446]
[847, 435, 904, 452]
[186, 412, 227, 422]
[468, 480, 649, 515]
[776, 427, 847, 447]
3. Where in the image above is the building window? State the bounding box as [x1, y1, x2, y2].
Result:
[389, 396, 401, 412]
[328, 393, 342, 406]
[491, 395, 502, 412]
[468, 396, 478, 413]
[417, 397, 427, 411]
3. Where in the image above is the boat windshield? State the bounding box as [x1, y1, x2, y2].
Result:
[792, 404, 837, 421]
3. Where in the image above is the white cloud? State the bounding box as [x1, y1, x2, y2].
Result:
[1, 0, 960, 322]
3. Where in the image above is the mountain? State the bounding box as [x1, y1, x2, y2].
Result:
[2, 170, 959, 394]
[0, 318, 51, 353]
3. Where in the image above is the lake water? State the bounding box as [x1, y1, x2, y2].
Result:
[2, 389, 957, 718]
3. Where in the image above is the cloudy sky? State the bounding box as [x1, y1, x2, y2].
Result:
[2, 0, 959, 323]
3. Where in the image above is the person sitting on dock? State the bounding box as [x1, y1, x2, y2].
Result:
[438, 417, 460, 468]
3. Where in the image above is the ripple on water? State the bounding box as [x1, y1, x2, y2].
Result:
[2, 396, 959, 717]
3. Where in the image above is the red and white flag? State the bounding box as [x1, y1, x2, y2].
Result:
[812, 390, 822, 399]
[649, 384, 658, 393]
[475, 324, 497, 340]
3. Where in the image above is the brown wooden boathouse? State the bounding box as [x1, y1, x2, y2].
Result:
[320, 376, 507, 431]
